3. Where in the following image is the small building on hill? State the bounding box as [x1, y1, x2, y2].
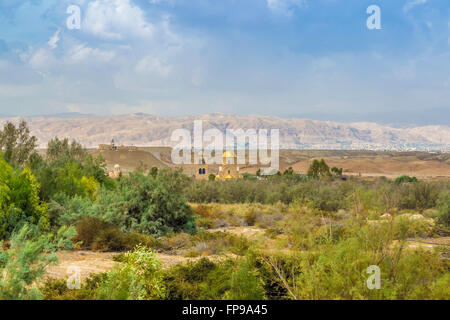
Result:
[108, 164, 122, 178]
[98, 139, 137, 152]
[194, 155, 209, 180]
[216, 151, 240, 181]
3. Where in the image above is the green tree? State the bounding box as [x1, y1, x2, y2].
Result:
[81, 176, 100, 200]
[83, 154, 109, 185]
[307, 159, 331, 178]
[0, 121, 37, 167]
[331, 167, 343, 176]
[53, 162, 87, 199]
[0, 155, 48, 239]
[150, 167, 159, 178]
[46, 137, 86, 165]
[33, 137, 108, 201]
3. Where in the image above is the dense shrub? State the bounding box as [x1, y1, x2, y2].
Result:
[53, 169, 196, 238]
[395, 175, 418, 184]
[437, 192, 450, 228]
[292, 225, 450, 300]
[41, 274, 104, 300]
[0, 224, 75, 300]
[0, 156, 48, 239]
[95, 245, 165, 300]
[184, 176, 449, 215]
[93, 169, 195, 237]
[74, 217, 157, 252]
[223, 257, 266, 300]
[398, 182, 440, 210]
[164, 258, 231, 300]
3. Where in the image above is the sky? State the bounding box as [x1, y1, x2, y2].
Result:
[0, 0, 449, 125]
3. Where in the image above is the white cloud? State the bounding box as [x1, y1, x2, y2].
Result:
[83, 0, 154, 40]
[47, 29, 60, 49]
[29, 48, 56, 71]
[66, 44, 115, 64]
[135, 56, 172, 78]
[267, 0, 306, 16]
[403, 0, 427, 13]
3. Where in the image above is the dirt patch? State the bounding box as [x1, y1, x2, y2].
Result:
[45, 250, 237, 281]
[405, 237, 450, 249]
[207, 226, 265, 240]
[45, 251, 119, 281]
[288, 157, 450, 180]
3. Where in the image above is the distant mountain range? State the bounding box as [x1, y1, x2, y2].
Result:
[0, 112, 95, 119]
[0, 113, 448, 151]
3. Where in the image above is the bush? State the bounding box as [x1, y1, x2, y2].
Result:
[92, 228, 128, 252]
[395, 175, 418, 184]
[223, 257, 266, 300]
[244, 208, 257, 226]
[41, 275, 103, 300]
[96, 245, 165, 300]
[0, 224, 75, 300]
[74, 217, 157, 252]
[398, 182, 440, 210]
[291, 222, 449, 300]
[0, 157, 49, 239]
[437, 193, 450, 228]
[90, 169, 196, 237]
[195, 216, 214, 229]
[74, 217, 110, 249]
[163, 258, 234, 300]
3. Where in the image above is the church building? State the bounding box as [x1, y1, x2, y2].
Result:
[216, 151, 240, 181]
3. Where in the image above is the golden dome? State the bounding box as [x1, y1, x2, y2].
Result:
[222, 150, 236, 158]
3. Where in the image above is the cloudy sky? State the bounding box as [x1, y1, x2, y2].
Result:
[0, 0, 449, 125]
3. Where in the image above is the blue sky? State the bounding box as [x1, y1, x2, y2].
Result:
[0, 0, 449, 125]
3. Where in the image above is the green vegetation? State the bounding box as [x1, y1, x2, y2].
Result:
[0, 120, 37, 167]
[0, 224, 75, 300]
[307, 159, 331, 177]
[0, 121, 449, 300]
[0, 155, 48, 240]
[395, 175, 419, 184]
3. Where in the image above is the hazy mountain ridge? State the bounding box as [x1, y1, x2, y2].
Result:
[0, 113, 448, 151]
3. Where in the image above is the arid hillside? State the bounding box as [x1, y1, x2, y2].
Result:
[94, 148, 450, 180]
[2, 113, 449, 151]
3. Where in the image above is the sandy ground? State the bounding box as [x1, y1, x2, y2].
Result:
[241, 152, 450, 179]
[45, 250, 211, 281]
[289, 158, 450, 180]
[45, 227, 449, 282]
[45, 226, 265, 281]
